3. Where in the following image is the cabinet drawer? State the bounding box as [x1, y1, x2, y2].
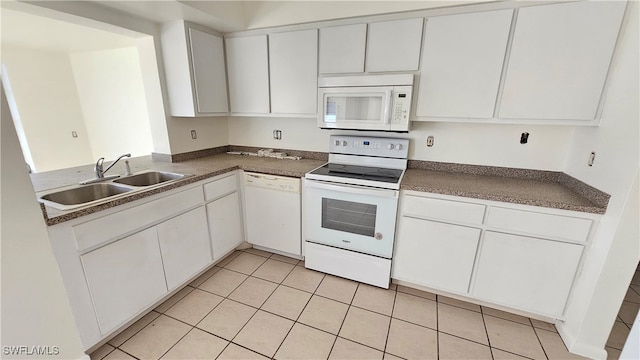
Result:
[204, 173, 238, 201]
[74, 187, 204, 251]
[487, 207, 592, 242]
[403, 195, 486, 225]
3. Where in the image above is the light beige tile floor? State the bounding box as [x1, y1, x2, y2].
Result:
[91, 248, 594, 360]
[605, 262, 640, 360]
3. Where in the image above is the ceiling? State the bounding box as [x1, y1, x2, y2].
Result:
[88, 1, 488, 32]
[1, 8, 140, 53]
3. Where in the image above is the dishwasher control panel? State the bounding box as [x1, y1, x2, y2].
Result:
[243, 173, 301, 193]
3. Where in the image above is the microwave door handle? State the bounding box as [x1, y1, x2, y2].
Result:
[383, 89, 392, 125]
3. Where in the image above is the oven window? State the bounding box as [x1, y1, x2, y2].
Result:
[322, 198, 376, 237]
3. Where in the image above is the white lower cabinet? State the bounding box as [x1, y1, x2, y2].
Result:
[80, 227, 167, 335]
[393, 191, 598, 320]
[472, 231, 584, 317]
[393, 217, 481, 294]
[157, 207, 212, 291]
[49, 171, 246, 350]
[207, 191, 244, 260]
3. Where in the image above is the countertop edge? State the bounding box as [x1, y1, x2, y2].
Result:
[40, 156, 609, 225]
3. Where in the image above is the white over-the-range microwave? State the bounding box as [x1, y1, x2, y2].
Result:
[317, 74, 414, 132]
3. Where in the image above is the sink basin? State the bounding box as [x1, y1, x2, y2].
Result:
[113, 171, 185, 187]
[40, 183, 133, 206]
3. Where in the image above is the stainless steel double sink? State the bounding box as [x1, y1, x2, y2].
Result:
[39, 171, 187, 211]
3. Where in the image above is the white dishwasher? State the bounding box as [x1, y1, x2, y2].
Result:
[243, 172, 301, 256]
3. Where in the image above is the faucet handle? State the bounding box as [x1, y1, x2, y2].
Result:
[95, 157, 105, 175]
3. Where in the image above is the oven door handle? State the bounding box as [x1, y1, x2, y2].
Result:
[305, 180, 398, 199]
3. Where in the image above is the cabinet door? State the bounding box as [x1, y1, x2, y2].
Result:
[207, 192, 244, 260]
[319, 24, 367, 74]
[472, 231, 583, 317]
[269, 29, 318, 114]
[416, 10, 512, 118]
[392, 217, 481, 294]
[366, 18, 424, 72]
[499, 1, 626, 120]
[226, 35, 270, 114]
[157, 207, 212, 291]
[81, 228, 167, 334]
[189, 27, 229, 114]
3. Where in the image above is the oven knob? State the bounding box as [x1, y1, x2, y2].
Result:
[375, 233, 383, 240]
[396, 144, 403, 150]
[335, 140, 340, 146]
[387, 144, 395, 150]
[342, 141, 348, 146]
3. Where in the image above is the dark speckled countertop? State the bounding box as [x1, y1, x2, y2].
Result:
[33, 154, 325, 226]
[401, 169, 605, 214]
[32, 153, 607, 226]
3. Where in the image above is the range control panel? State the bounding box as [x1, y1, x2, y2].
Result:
[329, 135, 410, 159]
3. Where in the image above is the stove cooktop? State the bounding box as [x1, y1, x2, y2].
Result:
[308, 163, 403, 185]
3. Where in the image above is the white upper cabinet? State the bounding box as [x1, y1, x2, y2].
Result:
[161, 21, 228, 117]
[269, 29, 318, 115]
[366, 18, 424, 72]
[416, 10, 513, 118]
[226, 35, 271, 114]
[499, 1, 626, 120]
[319, 24, 367, 74]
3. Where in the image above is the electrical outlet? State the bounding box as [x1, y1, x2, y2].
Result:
[588, 151, 596, 166]
[191, 130, 197, 140]
[426, 136, 434, 147]
[273, 129, 282, 140]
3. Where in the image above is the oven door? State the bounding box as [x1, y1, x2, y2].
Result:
[304, 179, 399, 258]
[318, 87, 393, 131]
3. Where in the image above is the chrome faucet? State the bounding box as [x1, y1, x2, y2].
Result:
[94, 153, 131, 178]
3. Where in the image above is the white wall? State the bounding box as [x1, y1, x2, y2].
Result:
[557, 2, 640, 358]
[2, 1, 223, 157]
[165, 116, 230, 154]
[228, 117, 572, 170]
[1, 46, 93, 172]
[1, 82, 87, 360]
[70, 47, 154, 162]
[135, 36, 171, 155]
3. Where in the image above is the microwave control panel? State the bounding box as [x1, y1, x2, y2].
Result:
[391, 86, 413, 125]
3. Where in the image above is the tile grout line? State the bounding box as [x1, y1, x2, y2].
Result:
[382, 288, 397, 356]
[436, 298, 440, 360]
[321, 278, 358, 358]
[479, 305, 495, 360]
[220, 259, 322, 358]
[531, 324, 551, 360]
[259, 263, 314, 359]
[481, 308, 539, 360]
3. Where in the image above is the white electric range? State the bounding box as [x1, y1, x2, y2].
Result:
[304, 135, 409, 288]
